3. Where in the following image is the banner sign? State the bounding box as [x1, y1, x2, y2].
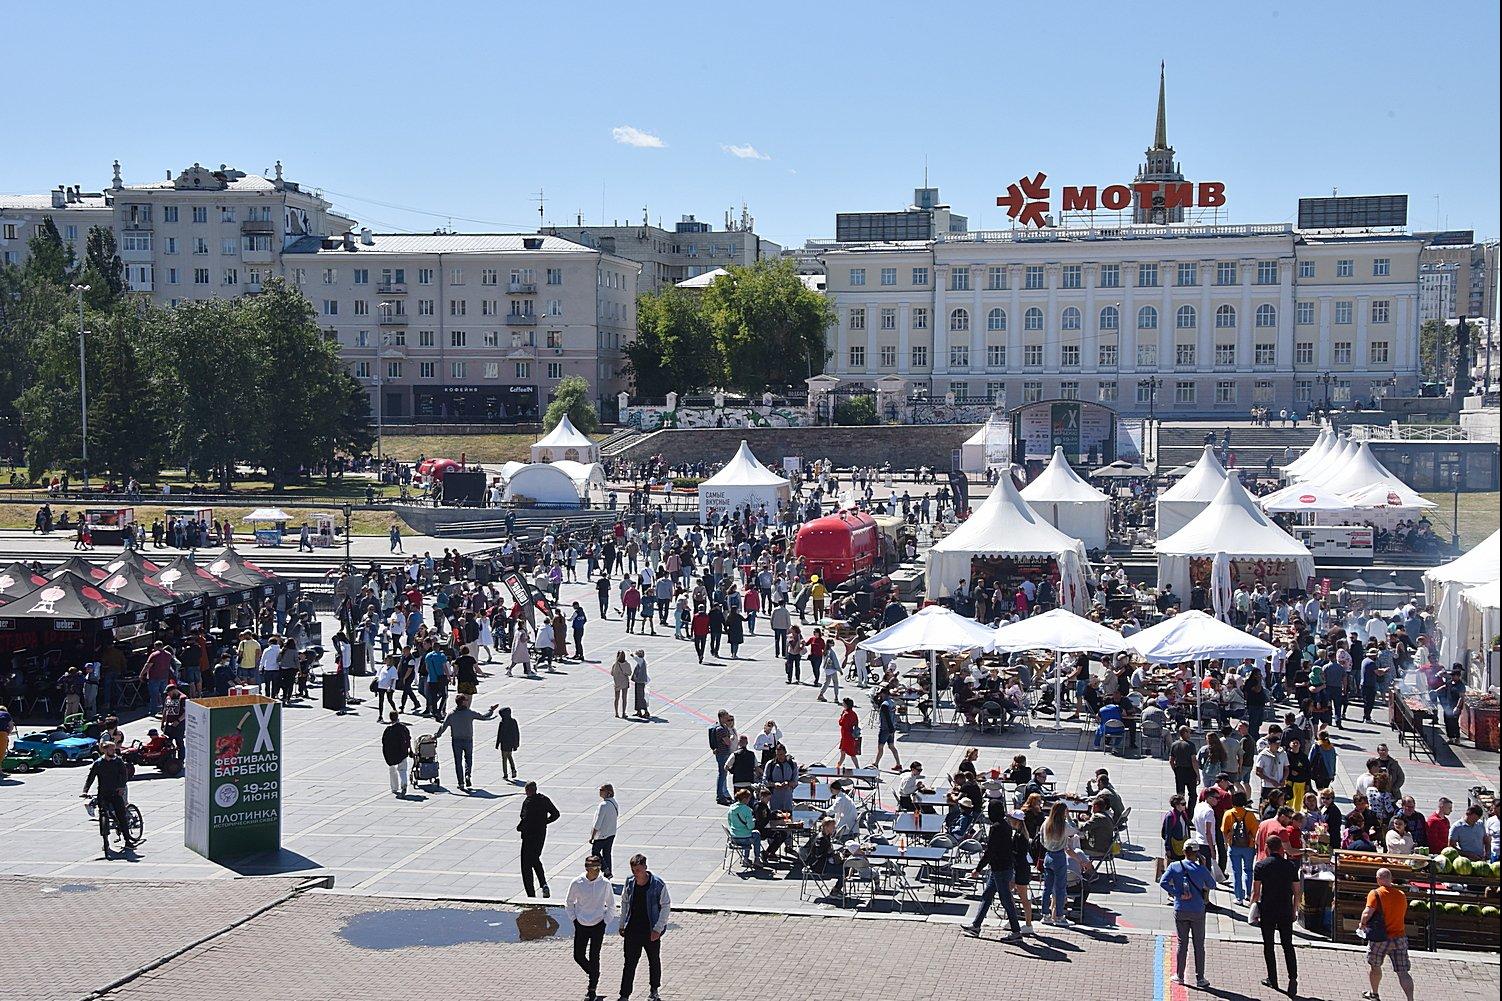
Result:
[997, 171, 1227, 228]
[185, 694, 281, 860]
[1293, 526, 1375, 559]
[498, 569, 550, 627]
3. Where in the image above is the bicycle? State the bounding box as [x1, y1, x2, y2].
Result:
[82, 794, 143, 851]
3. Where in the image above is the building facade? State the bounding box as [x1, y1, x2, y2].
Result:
[543, 209, 780, 294]
[1, 184, 113, 266]
[1415, 231, 1498, 322]
[288, 232, 639, 421]
[822, 224, 1422, 416]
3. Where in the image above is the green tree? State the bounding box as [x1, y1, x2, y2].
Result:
[1419, 319, 1454, 385]
[700, 258, 834, 395]
[543, 375, 600, 434]
[626, 287, 719, 396]
[80, 226, 126, 310]
[85, 300, 167, 480]
[312, 371, 376, 485]
[833, 394, 878, 426]
[22, 216, 76, 286]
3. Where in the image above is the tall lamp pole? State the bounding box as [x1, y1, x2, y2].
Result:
[69, 283, 91, 492]
[341, 502, 353, 573]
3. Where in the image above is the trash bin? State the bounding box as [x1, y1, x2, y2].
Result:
[1301, 871, 1335, 933]
[322, 671, 347, 712]
[349, 641, 368, 676]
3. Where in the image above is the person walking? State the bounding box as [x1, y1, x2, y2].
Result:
[961, 802, 1024, 940]
[517, 780, 561, 898]
[871, 690, 903, 772]
[611, 651, 631, 719]
[630, 650, 651, 720]
[495, 706, 521, 781]
[381, 711, 413, 797]
[617, 853, 670, 1001]
[1159, 839, 1216, 989]
[564, 855, 613, 1001]
[1168, 726, 1199, 803]
[770, 600, 790, 657]
[1357, 867, 1415, 1001]
[434, 694, 497, 791]
[589, 783, 620, 879]
[709, 710, 735, 805]
[1251, 832, 1301, 996]
[510, 625, 533, 678]
[374, 656, 399, 719]
[835, 697, 861, 768]
[783, 625, 804, 684]
[571, 601, 588, 661]
[690, 608, 710, 663]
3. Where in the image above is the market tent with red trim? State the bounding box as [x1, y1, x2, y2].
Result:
[0, 562, 50, 606]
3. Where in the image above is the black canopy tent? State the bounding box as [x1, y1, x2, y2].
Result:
[96, 561, 183, 615]
[0, 569, 149, 633]
[0, 562, 50, 606]
[47, 556, 109, 583]
[100, 550, 163, 577]
[204, 547, 298, 598]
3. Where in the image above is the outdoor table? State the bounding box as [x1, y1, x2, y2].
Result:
[893, 813, 944, 836]
[790, 809, 824, 827]
[866, 844, 947, 911]
[806, 766, 880, 782]
[912, 791, 950, 808]
[793, 782, 834, 803]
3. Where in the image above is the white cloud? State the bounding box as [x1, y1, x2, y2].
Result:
[721, 143, 771, 161]
[611, 125, 665, 148]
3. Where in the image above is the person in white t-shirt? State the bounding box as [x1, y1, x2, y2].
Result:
[589, 783, 620, 879]
[563, 855, 614, 1001]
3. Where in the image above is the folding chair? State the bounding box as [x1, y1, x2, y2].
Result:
[721, 824, 752, 872]
[1083, 841, 1117, 884]
[840, 856, 880, 908]
[798, 849, 835, 902]
[1113, 806, 1133, 848]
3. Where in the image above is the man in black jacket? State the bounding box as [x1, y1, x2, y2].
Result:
[961, 803, 1024, 940]
[82, 741, 138, 855]
[517, 780, 560, 898]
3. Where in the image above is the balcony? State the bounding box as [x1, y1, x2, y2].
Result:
[378, 313, 409, 326]
[505, 313, 537, 325]
[507, 282, 536, 295]
[240, 219, 276, 235]
[376, 283, 407, 295]
[242, 247, 275, 264]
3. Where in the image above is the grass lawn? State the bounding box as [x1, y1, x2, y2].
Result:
[1420, 490, 1500, 550]
[0, 501, 415, 537]
[376, 433, 535, 464]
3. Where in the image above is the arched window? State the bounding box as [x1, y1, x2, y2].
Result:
[986, 307, 1006, 331]
[1137, 305, 1158, 330]
[1099, 305, 1119, 330]
[1176, 305, 1197, 329]
[1255, 304, 1277, 328]
[1024, 307, 1044, 331]
[1061, 306, 1081, 330]
[1215, 304, 1237, 328]
[949, 308, 969, 332]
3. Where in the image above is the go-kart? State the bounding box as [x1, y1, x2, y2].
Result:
[2, 746, 45, 773]
[122, 737, 183, 777]
[13, 728, 99, 766]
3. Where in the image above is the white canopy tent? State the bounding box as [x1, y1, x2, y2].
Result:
[1424, 529, 1501, 672]
[1282, 427, 1334, 479]
[1258, 482, 1358, 514]
[1460, 580, 1501, 689]
[992, 608, 1132, 728]
[1299, 438, 1357, 486]
[1126, 610, 1277, 663]
[242, 508, 293, 522]
[859, 605, 1000, 721]
[697, 440, 792, 523]
[1320, 442, 1417, 498]
[925, 474, 1090, 613]
[1155, 445, 1227, 539]
[1157, 473, 1316, 609]
[1020, 447, 1110, 551]
[503, 463, 592, 507]
[531, 415, 600, 463]
[960, 425, 989, 474]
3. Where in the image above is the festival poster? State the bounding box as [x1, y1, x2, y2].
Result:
[184, 694, 281, 860]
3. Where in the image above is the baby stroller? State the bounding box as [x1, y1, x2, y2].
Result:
[415, 734, 441, 790]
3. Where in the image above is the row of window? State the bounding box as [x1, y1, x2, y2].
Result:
[901, 378, 1355, 407]
[848, 257, 1393, 290]
[846, 340, 1389, 370]
[354, 360, 565, 381]
[348, 329, 567, 349]
[123, 204, 277, 225]
[849, 299, 1393, 333]
[321, 298, 557, 318]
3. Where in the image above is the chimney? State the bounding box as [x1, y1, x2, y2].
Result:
[359, 227, 374, 246]
[51, 186, 66, 209]
[342, 232, 356, 251]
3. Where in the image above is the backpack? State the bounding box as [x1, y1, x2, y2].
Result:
[708, 724, 724, 752]
[1230, 810, 1254, 849]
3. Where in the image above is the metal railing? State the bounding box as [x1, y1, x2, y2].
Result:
[940, 223, 1293, 244]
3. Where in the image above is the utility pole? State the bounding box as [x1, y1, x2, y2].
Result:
[69, 283, 91, 492]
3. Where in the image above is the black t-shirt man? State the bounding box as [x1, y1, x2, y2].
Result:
[1253, 855, 1301, 922]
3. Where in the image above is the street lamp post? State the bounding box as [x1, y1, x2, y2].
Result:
[68, 283, 90, 492]
[1319, 373, 1333, 414]
[341, 502, 353, 573]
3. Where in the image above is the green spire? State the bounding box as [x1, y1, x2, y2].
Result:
[1154, 62, 1168, 149]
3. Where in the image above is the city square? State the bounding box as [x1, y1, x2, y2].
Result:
[3, 4, 1501, 1001]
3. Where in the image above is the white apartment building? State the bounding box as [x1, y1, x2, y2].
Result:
[0, 184, 112, 266]
[822, 224, 1422, 416]
[544, 209, 781, 294]
[291, 231, 639, 421]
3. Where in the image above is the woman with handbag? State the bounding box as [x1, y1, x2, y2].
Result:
[835, 697, 861, 768]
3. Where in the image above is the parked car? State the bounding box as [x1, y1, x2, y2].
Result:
[13, 728, 99, 766]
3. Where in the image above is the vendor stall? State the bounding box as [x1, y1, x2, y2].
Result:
[82, 507, 135, 547]
[697, 440, 792, 524]
[795, 510, 879, 585]
[1155, 445, 1226, 540]
[531, 414, 600, 463]
[925, 473, 1089, 613]
[242, 508, 292, 547]
[1424, 530, 1501, 675]
[1019, 446, 1110, 551]
[206, 547, 296, 599]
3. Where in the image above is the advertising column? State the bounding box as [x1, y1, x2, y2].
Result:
[184, 693, 282, 860]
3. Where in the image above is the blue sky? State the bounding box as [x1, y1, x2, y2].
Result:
[6, 1, 1498, 246]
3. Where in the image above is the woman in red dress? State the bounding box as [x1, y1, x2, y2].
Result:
[836, 697, 861, 768]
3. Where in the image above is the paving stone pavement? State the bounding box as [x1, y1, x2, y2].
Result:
[0, 882, 1486, 1001]
[0, 875, 315, 1001]
[3, 570, 1497, 941]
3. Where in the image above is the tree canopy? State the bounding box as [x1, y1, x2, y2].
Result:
[543, 374, 600, 434]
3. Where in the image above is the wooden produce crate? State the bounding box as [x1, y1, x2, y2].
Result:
[1425, 866, 1502, 953]
[1331, 850, 1435, 947]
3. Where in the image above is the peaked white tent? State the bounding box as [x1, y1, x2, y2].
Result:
[1460, 580, 1501, 689]
[1424, 529, 1502, 672]
[1301, 438, 1356, 486]
[1126, 610, 1277, 663]
[1155, 445, 1227, 539]
[1157, 473, 1316, 607]
[1020, 447, 1110, 550]
[531, 414, 599, 463]
[697, 440, 791, 523]
[1282, 427, 1334, 479]
[1320, 442, 1410, 497]
[925, 474, 1090, 612]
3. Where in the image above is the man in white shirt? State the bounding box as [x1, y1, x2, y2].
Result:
[826, 781, 859, 838]
[589, 784, 620, 879]
[894, 762, 933, 811]
[1254, 736, 1288, 805]
[564, 855, 614, 1001]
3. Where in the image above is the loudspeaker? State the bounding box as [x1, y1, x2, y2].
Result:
[441, 471, 486, 507]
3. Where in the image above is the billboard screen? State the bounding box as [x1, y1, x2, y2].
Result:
[1297, 195, 1408, 229]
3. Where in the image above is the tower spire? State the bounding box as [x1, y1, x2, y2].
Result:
[1153, 61, 1168, 149]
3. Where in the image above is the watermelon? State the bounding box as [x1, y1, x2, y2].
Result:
[1453, 857, 1473, 876]
[1409, 898, 1428, 912]
[1476, 862, 1497, 879]
[1441, 902, 1462, 914]
[1461, 903, 1482, 917]
[1442, 846, 1461, 862]
[1414, 846, 1430, 856]
[1482, 906, 1500, 918]
[1434, 856, 1452, 874]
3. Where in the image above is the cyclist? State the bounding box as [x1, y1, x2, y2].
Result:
[82, 741, 140, 855]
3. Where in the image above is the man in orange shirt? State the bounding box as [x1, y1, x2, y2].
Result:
[1358, 867, 1413, 1001]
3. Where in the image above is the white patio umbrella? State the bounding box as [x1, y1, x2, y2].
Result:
[859, 604, 998, 722]
[1126, 610, 1276, 724]
[991, 608, 1132, 729]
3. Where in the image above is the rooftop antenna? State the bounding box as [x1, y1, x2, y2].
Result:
[534, 188, 546, 227]
[923, 155, 928, 189]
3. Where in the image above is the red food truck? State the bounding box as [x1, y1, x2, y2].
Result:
[793, 510, 880, 585]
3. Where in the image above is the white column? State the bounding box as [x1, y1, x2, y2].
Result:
[1083, 264, 1099, 374]
[897, 300, 911, 376]
[933, 265, 950, 377]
